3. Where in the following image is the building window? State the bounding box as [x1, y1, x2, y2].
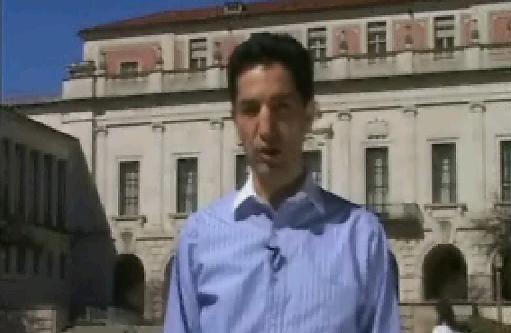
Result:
[29, 151, 39, 223]
[307, 27, 327, 60]
[119, 161, 140, 216]
[16, 246, 26, 274]
[2, 139, 10, 219]
[189, 38, 207, 70]
[366, 147, 389, 215]
[59, 253, 67, 279]
[432, 143, 456, 204]
[501, 141, 511, 202]
[47, 251, 53, 278]
[57, 160, 67, 229]
[434, 16, 455, 54]
[367, 22, 387, 57]
[303, 151, 322, 186]
[119, 61, 139, 76]
[15, 144, 26, 219]
[33, 249, 40, 274]
[235, 154, 249, 190]
[43, 155, 53, 226]
[177, 157, 198, 213]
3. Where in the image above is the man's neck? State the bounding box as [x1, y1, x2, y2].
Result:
[253, 169, 306, 209]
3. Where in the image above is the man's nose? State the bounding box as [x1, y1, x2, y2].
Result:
[258, 104, 277, 142]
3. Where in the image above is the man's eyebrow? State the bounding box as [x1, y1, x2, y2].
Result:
[237, 99, 259, 105]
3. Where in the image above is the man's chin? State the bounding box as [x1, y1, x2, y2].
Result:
[252, 162, 280, 176]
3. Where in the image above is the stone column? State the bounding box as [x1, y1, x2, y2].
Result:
[402, 106, 418, 203]
[152, 122, 165, 229]
[7, 140, 14, 218]
[50, 155, 58, 228]
[95, 125, 108, 211]
[469, 102, 486, 212]
[36, 152, 44, 225]
[331, 111, 352, 200]
[21, 147, 30, 223]
[209, 118, 224, 198]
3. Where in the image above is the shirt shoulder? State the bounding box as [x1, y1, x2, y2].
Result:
[319, 189, 382, 228]
[184, 191, 237, 229]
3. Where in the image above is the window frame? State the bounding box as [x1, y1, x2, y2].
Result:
[119, 61, 140, 76]
[176, 157, 199, 214]
[431, 143, 457, 204]
[307, 27, 327, 61]
[433, 15, 455, 58]
[500, 140, 511, 202]
[367, 21, 387, 57]
[365, 147, 389, 215]
[118, 160, 141, 216]
[189, 38, 208, 70]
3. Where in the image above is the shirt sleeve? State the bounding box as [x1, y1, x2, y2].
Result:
[163, 216, 201, 333]
[359, 215, 401, 332]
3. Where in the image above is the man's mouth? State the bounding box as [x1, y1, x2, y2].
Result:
[257, 147, 281, 159]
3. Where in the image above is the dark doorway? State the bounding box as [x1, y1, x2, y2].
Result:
[423, 244, 467, 300]
[162, 256, 174, 320]
[113, 254, 145, 315]
[493, 253, 511, 301]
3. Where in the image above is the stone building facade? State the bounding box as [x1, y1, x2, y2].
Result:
[4, 0, 511, 331]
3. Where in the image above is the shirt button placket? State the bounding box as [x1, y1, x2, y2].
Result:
[267, 221, 279, 332]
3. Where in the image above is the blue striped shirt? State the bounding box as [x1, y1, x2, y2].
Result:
[164, 175, 400, 332]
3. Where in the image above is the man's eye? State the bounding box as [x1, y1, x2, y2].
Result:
[239, 102, 259, 115]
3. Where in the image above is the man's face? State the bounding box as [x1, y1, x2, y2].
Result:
[233, 62, 312, 181]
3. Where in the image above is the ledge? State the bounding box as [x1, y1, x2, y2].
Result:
[111, 215, 146, 224]
[168, 213, 190, 220]
[424, 203, 467, 212]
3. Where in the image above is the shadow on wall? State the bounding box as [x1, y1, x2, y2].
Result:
[68, 144, 116, 321]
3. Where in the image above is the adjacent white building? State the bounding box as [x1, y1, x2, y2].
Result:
[3, 0, 511, 331]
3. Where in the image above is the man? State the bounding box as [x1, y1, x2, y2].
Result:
[164, 33, 400, 333]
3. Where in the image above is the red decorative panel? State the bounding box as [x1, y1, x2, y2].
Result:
[393, 19, 428, 51]
[103, 43, 160, 75]
[491, 11, 511, 43]
[332, 25, 361, 56]
[461, 14, 479, 46]
[213, 34, 245, 66]
[173, 40, 185, 70]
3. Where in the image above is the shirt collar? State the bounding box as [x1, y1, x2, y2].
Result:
[232, 171, 325, 215]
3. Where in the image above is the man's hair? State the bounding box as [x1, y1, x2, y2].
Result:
[227, 32, 314, 106]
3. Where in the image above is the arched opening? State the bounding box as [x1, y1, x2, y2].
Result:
[113, 254, 145, 316]
[162, 256, 174, 318]
[423, 244, 467, 300]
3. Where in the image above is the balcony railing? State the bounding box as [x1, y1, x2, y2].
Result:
[365, 203, 423, 239]
[63, 43, 511, 99]
[494, 202, 511, 220]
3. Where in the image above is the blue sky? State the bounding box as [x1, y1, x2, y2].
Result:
[2, 0, 264, 101]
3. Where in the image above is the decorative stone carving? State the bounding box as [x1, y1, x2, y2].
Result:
[336, 111, 352, 121]
[209, 118, 224, 130]
[366, 118, 389, 139]
[152, 121, 165, 132]
[469, 102, 486, 113]
[95, 124, 108, 135]
[402, 105, 418, 116]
